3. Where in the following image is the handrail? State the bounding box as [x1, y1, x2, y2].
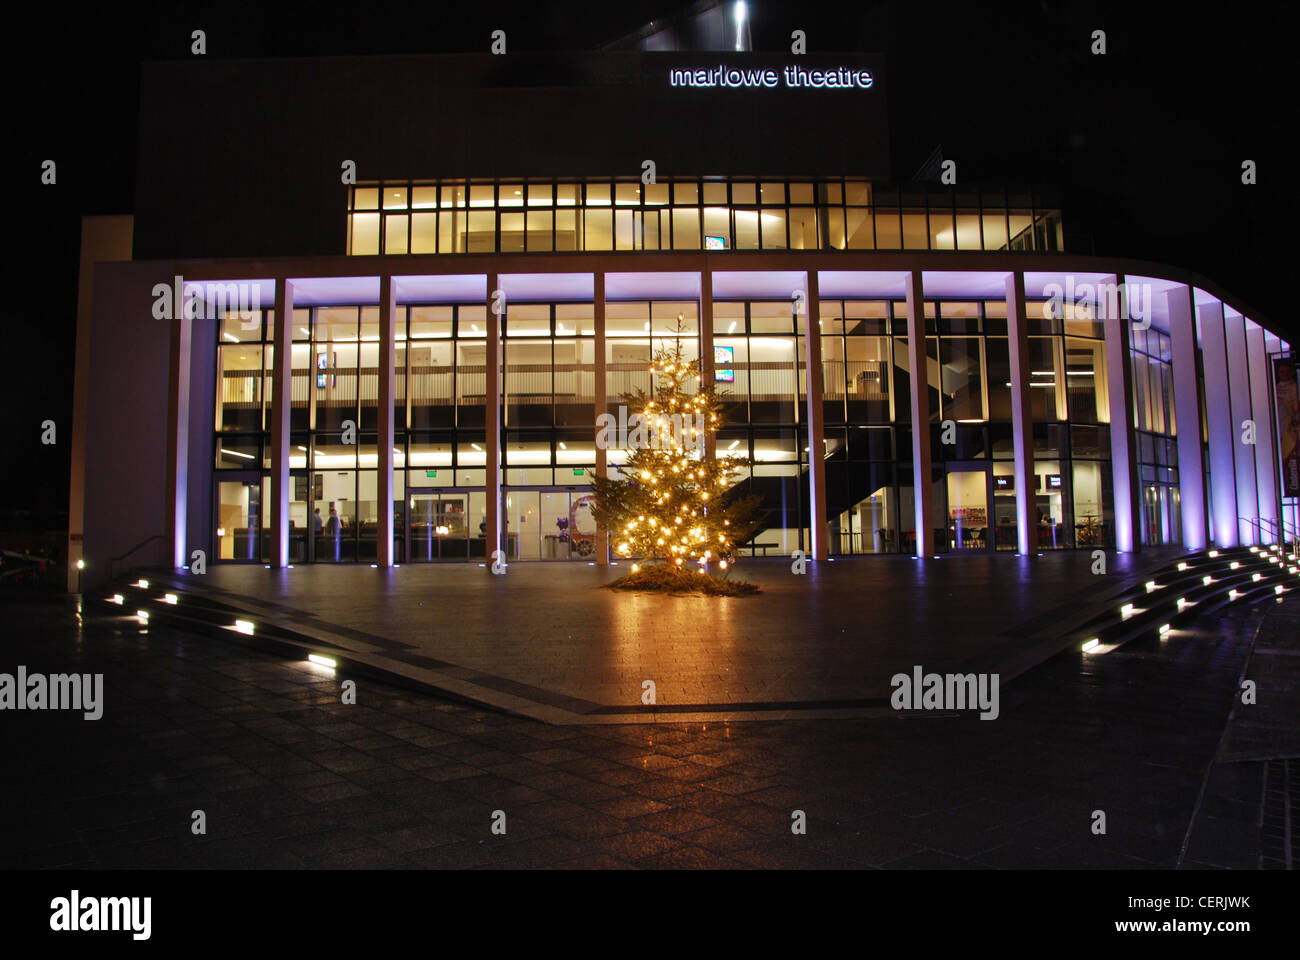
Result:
[109, 534, 167, 579]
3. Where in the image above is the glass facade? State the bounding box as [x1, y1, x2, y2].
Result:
[347, 178, 1065, 256]
[207, 278, 1287, 564]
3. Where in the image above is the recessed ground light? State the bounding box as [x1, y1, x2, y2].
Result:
[1177, 562, 1188, 571]
[163, 593, 178, 605]
[308, 654, 336, 668]
[370, 564, 378, 568]
[1081, 638, 1100, 653]
[1229, 589, 1239, 601]
[1145, 580, 1156, 591]
[1203, 574, 1214, 585]
[1158, 623, 1171, 635]
[1177, 597, 1187, 610]
[1252, 572, 1262, 582]
[1208, 550, 1219, 558]
[234, 620, 255, 635]
[135, 578, 149, 589]
[1269, 556, 1279, 563]
[1120, 603, 1135, 617]
[1290, 567, 1298, 574]
[110, 594, 124, 605]
[1249, 545, 1259, 553]
[1275, 584, 1285, 595]
[1230, 561, 1240, 570]
[136, 610, 149, 623]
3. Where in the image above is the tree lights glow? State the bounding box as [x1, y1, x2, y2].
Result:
[592, 317, 761, 582]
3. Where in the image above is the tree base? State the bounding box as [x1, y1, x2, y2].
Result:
[606, 564, 760, 596]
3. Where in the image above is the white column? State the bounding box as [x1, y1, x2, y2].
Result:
[1225, 312, 1258, 544]
[486, 274, 502, 565]
[377, 276, 396, 566]
[1005, 272, 1037, 555]
[269, 279, 294, 568]
[593, 272, 608, 566]
[1246, 322, 1279, 543]
[1102, 275, 1139, 552]
[168, 301, 192, 569]
[905, 270, 934, 557]
[1167, 285, 1207, 550]
[1199, 300, 1237, 547]
[803, 271, 828, 561]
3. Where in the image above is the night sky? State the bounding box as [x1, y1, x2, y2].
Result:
[5, 0, 1295, 525]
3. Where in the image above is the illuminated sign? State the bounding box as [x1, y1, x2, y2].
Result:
[994, 475, 1014, 492]
[669, 65, 874, 90]
[705, 235, 727, 250]
[714, 345, 734, 382]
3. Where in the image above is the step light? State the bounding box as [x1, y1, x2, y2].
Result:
[1177, 562, 1189, 571]
[1120, 602, 1135, 618]
[134, 578, 149, 589]
[1208, 550, 1220, 558]
[307, 654, 337, 668]
[1276, 584, 1285, 595]
[1177, 597, 1187, 610]
[1145, 580, 1157, 592]
[234, 619, 255, 635]
[162, 593, 178, 605]
[1081, 638, 1100, 653]
[1203, 575, 1213, 585]
[136, 610, 149, 623]
[1249, 545, 1259, 553]
[110, 594, 124, 605]
[1158, 623, 1171, 636]
[1229, 588, 1240, 601]
[1230, 561, 1240, 570]
[1252, 573, 1263, 582]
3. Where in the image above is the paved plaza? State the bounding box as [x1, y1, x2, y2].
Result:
[0, 577, 1291, 869]
[151, 550, 1178, 721]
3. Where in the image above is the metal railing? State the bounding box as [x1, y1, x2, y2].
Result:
[109, 534, 167, 580]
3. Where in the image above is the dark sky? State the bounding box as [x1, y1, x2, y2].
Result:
[4, 0, 1296, 523]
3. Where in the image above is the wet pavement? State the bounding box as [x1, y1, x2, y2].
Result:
[0, 583, 1286, 869]
[149, 551, 1177, 719]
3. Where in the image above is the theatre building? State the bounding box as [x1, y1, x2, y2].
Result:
[67, 48, 1298, 590]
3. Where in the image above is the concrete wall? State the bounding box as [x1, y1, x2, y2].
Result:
[81, 260, 176, 589]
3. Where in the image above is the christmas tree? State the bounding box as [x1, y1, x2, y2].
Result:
[592, 316, 763, 593]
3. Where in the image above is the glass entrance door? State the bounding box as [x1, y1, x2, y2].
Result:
[407, 489, 470, 561]
[215, 476, 266, 562]
[945, 465, 992, 552]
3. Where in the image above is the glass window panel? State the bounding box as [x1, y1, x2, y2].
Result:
[731, 182, 756, 204]
[499, 184, 524, 206]
[350, 213, 379, 255]
[734, 208, 759, 249]
[500, 212, 525, 252]
[384, 214, 408, 254]
[466, 211, 495, 251]
[585, 182, 611, 206]
[411, 186, 437, 209]
[382, 186, 407, 210]
[673, 181, 698, 204]
[789, 182, 814, 204]
[982, 213, 1008, 249]
[526, 210, 553, 251]
[411, 212, 437, 253]
[583, 209, 613, 250]
[615, 183, 641, 205]
[789, 207, 818, 250]
[702, 182, 727, 203]
[902, 212, 929, 250]
[760, 182, 785, 204]
[352, 187, 378, 210]
[939, 337, 985, 421]
[555, 183, 578, 206]
[703, 207, 730, 248]
[875, 210, 900, 249]
[527, 183, 552, 207]
[760, 208, 787, 249]
[469, 184, 495, 207]
[844, 180, 870, 205]
[642, 182, 669, 206]
[672, 208, 700, 249]
[846, 208, 873, 249]
[554, 210, 577, 250]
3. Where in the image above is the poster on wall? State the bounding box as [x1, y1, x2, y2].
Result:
[1274, 358, 1300, 495]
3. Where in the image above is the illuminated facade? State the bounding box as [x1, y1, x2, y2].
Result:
[68, 51, 1295, 587]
